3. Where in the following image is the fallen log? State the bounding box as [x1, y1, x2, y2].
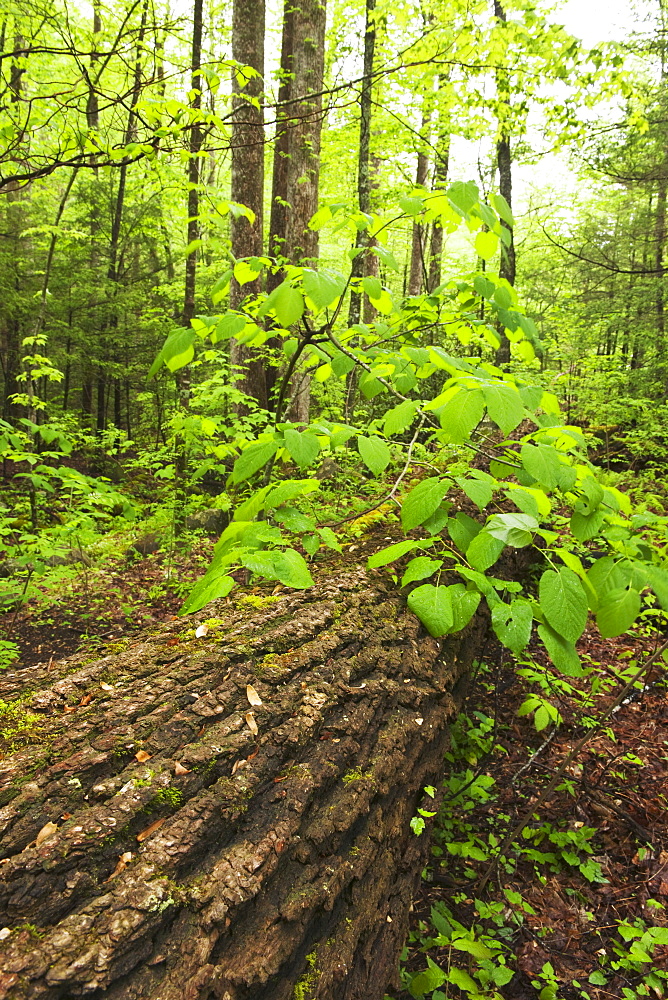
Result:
[0, 568, 485, 1000]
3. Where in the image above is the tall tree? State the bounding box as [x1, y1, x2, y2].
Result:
[229, 0, 267, 409]
[493, 0, 516, 368]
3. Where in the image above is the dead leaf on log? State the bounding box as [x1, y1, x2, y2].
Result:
[35, 821, 58, 847]
[245, 711, 258, 735]
[174, 761, 190, 775]
[137, 817, 166, 842]
[195, 624, 208, 638]
[79, 693, 93, 706]
[0, 928, 10, 941]
[246, 684, 262, 707]
[104, 851, 133, 882]
[231, 759, 247, 775]
[100, 682, 114, 692]
[135, 749, 151, 763]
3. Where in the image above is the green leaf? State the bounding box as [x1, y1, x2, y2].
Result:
[302, 268, 346, 308]
[448, 512, 482, 553]
[233, 258, 263, 285]
[484, 383, 525, 435]
[368, 539, 420, 568]
[449, 585, 482, 632]
[451, 937, 495, 960]
[409, 963, 447, 998]
[275, 506, 316, 532]
[486, 512, 538, 548]
[407, 584, 454, 638]
[150, 328, 196, 376]
[259, 280, 304, 326]
[211, 313, 246, 343]
[475, 230, 499, 261]
[230, 440, 279, 484]
[264, 478, 320, 509]
[357, 435, 391, 476]
[181, 573, 235, 614]
[446, 966, 480, 994]
[596, 587, 641, 638]
[520, 443, 564, 491]
[539, 568, 588, 643]
[362, 275, 382, 299]
[384, 399, 419, 436]
[467, 530, 505, 571]
[402, 477, 451, 531]
[422, 503, 452, 534]
[456, 475, 494, 511]
[331, 351, 356, 376]
[491, 600, 533, 655]
[570, 508, 607, 542]
[241, 548, 313, 589]
[284, 429, 321, 470]
[401, 556, 443, 586]
[537, 623, 584, 676]
[492, 192, 514, 226]
[435, 389, 484, 443]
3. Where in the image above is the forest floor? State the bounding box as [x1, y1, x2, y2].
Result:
[2, 519, 668, 999]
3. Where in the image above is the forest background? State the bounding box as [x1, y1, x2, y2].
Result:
[4, 0, 668, 996]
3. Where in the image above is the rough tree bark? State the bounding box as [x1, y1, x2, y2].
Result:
[0, 567, 484, 1000]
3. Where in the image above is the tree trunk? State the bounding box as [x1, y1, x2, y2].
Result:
[493, 0, 515, 369]
[427, 75, 450, 293]
[407, 119, 430, 296]
[348, 0, 375, 328]
[0, 568, 484, 1000]
[229, 0, 268, 410]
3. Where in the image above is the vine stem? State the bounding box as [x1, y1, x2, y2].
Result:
[475, 637, 668, 892]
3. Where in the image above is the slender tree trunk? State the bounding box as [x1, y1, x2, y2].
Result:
[427, 75, 451, 292]
[229, 0, 267, 409]
[408, 111, 431, 296]
[348, 0, 376, 327]
[493, 0, 515, 368]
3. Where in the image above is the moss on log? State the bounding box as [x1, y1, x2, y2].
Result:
[0, 569, 484, 1000]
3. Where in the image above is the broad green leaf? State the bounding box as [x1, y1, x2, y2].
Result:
[448, 512, 482, 553]
[596, 587, 641, 638]
[449, 585, 482, 632]
[475, 230, 499, 261]
[486, 512, 538, 547]
[331, 351, 356, 376]
[362, 275, 382, 299]
[274, 506, 316, 532]
[408, 963, 446, 998]
[537, 623, 584, 676]
[436, 389, 485, 443]
[181, 573, 235, 614]
[451, 937, 495, 960]
[505, 485, 551, 518]
[230, 440, 278, 484]
[284, 429, 320, 470]
[407, 584, 453, 638]
[384, 399, 418, 436]
[491, 600, 533, 655]
[241, 548, 313, 588]
[446, 966, 480, 993]
[492, 192, 514, 226]
[570, 508, 607, 542]
[264, 478, 320, 509]
[233, 258, 263, 285]
[358, 435, 391, 476]
[539, 568, 588, 643]
[402, 477, 451, 531]
[317, 526, 342, 552]
[302, 268, 346, 308]
[401, 556, 443, 587]
[262, 280, 304, 327]
[645, 565, 668, 610]
[422, 503, 452, 534]
[211, 313, 246, 343]
[520, 443, 564, 491]
[151, 328, 196, 375]
[484, 383, 525, 434]
[467, 530, 505, 571]
[456, 475, 494, 511]
[368, 539, 420, 568]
